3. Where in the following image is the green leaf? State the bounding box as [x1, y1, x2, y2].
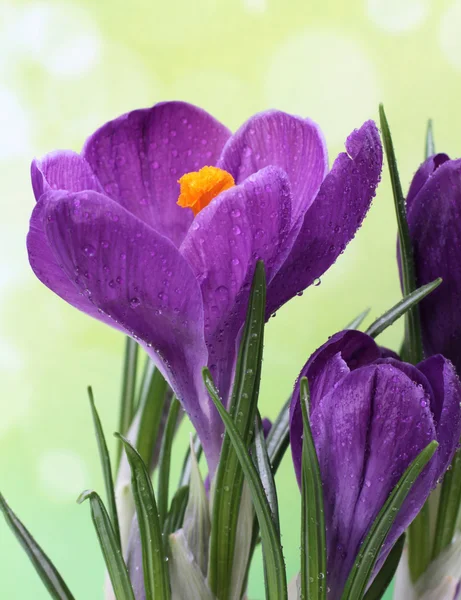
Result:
[363, 534, 405, 600]
[254, 412, 280, 532]
[243, 396, 291, 590]
[204, 368, 287, 600]
[208, 261, 266, 599]
[346, 308, 370, 330]
[408, 500, 432, 582]
[116, 337, 139, 468]
[182, 435, 210, 576]
[432, 447, 461, 559]
[379, 104, 422, 365]
[157, 396, 181, 527]
[77, 490, 135, 600]
[88, 386, 121, 547]
[425, 119, 435, 159]
[116, 434, 171, 600]
[365, 279, 442, 339]
[178, 434, 202, 488]
[0, 493, 76, 600]
[244, 403, 288, 596]
[163, 486, 190, 538]
[265, 397, 290, 474]
[300, 378, 327, 600]
[135, 361, 169, 467]
[341, 440, 438, 600]
[380, 104, 432, 582]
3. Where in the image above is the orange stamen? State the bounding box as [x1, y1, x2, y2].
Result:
[177, 166, 235, 216]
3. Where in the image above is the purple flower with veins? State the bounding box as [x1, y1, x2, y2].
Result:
[402, 153, 461, 375]
[27, 101, 382, 475]
[290, 330, 461, 599]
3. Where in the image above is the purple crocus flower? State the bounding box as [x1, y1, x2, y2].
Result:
[403, 153, 461, 375]
[290, 330, 461, 600]
[27, 101, 382, 475]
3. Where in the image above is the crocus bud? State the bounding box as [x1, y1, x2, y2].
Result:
[290, 330, 461, 600]
[403, 153, 461, 373]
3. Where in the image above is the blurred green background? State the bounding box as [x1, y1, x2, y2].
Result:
[1, 0, 461, 597]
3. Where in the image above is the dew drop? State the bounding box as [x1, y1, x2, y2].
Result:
[130, 297, 141, 308]
[82, 244, 95, 257]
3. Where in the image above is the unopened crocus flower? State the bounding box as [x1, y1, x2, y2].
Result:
[403, 154, 461, 375]
[290, 330, 461, 600]
[27, 101, 382, 475]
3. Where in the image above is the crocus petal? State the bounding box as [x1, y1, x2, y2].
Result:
[406, 159, 461, 374]
[418, 355, 461, 472]
[218, 110, 328, 222]
[82, 101, 232, 247]
[31, 150, 104, 199]
[180, 166, 294, 418]
[267, 120, 382, 314]
[290, 330, 381, 484]
[32, 189, 223, 468]
[290, 352, 350, 484]
[379, 346, 400, 360]
[262, 418, 272, 438]
[309, 364, 437, 598]
[27, 195, 124, 333]
[406, 153, 450, 212]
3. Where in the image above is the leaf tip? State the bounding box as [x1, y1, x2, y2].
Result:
[76, 489, 93, 505]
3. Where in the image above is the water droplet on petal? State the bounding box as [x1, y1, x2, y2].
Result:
[82, 244, 95, 257]
[130, 297, 141, 308]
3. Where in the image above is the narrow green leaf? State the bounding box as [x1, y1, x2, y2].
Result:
[241, 413, 281, 599]
[363, 534, 405, 600]
[265, 397, 290, 474]
[300, 378, 327, 600]
[116, 434, 171, 600]
[87, 386, 121, 547]
[0, 493, 76, 600]
[204, 368, 287, 600]
[346, 308, 370, 330]
[163, 486, 190, 538]
[77, 490, 135, 600]
[178, 434, 202, 488]
[157, 396, 181, 527]
[243, 396, 291, 590]
[341, 440, 438, 600]
[183, 435, 210, 576]
[116, 337, 139, 468]
[425, 119, 435, 159]
[408, 501, 432, 582]
[208, 261, 266, 599]
[432, 447, 461, 559]
[365, 279, 442, 339]
[381, 104, 432, 583]
[379, 104, 422, 365]
[135, 361, 169, 467]
[254, 412, 280, 533]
